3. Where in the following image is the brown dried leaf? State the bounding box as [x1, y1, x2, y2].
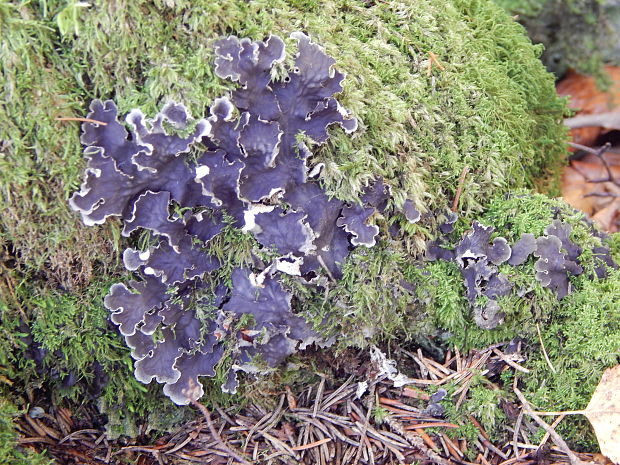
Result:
[561, 153, 620, 232]
[591, 197, 620, 232]
[557, 66, 620, 147]
[585, 365, 620, 464]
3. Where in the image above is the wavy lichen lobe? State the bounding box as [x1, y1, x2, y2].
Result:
[70, 32, 414, 404]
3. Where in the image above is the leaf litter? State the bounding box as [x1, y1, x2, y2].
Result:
[14, 343, 611, 465]
[559, 66, 620, 232]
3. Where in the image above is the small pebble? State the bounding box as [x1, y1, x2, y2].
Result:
[29, 406, 45, 419]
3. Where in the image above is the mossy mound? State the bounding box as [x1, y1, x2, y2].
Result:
[415, 191, 620, 348]
[414, 191, 620, 449]
[1, 0, 567, 286]
[1, 0, 570, 445]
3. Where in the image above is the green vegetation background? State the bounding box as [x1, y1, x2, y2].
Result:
[1, 0, 618, 462]
[495, 0, 616, 77]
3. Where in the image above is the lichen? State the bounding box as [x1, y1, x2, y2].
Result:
[414, 191, 620, 449]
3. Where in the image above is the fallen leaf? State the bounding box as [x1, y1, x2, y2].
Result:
[591, 196, 620, 232]
[590, 452, 616, 465]
[534, 365, 620, 463]
[561, 149, 620, 232]
[557, 66, 620, 147]
[585, 365, 620, 464]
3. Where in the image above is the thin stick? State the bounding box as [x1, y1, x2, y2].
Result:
[403, 422, 459, 429]
[512, 387, 587, 465]
[317, 255, 336, 282]
[452, 166, 470, 212]
[468, 415, 489, 441]
[593, 142, 616, 184]
[427, 51, 445, 76]
[190, 400, 252, 465]
[55, 117, 107, 126]
[415, 428, 439, 450]
[568, 142, 619, 187]
[531, 410, 585, 416]
[313, 376, 326, 418]
[568, 141, 603, 154]
[538, 414, 566, 448]
[583, 192, 619, 197]
[352, 387, 374, 465]
[565, 111, 620, 130]
[493, 349, 530, 374]
[513, 409, 523, 459]
[385, 416, 452, 465]
[535, 323, 556, 374]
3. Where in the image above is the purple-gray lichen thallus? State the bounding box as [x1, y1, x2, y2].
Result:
[70, 32, 419, 404]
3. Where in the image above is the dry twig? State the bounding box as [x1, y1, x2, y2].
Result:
[55, 116, 108, 125]
[512, 386, 587, 465]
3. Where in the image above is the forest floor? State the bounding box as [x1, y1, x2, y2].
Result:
[16, 342, 609, 465]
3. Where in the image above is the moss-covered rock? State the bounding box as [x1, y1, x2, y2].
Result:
[1, 0, 572, 441]
[2, 0, 567, 282]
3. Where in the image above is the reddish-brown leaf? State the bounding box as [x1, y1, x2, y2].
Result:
[557, 66, 620, 147]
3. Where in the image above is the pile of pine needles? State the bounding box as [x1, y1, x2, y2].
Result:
[16, 342, 600, 465]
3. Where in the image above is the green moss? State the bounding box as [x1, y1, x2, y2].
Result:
[0, 267, 162, 430]
[0, 398, 53, 465]
[430, 384, 482, 447]
[463, 379, 507, 437]
[416, 191, 616, 345]
[608, 230, 620, 259]
[290, 242, 434, 350]
[413, 191, 620, 449]
[493, 0, 549, 16]
[522, 269, 620, 449]
[410, 260, 470, 336]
